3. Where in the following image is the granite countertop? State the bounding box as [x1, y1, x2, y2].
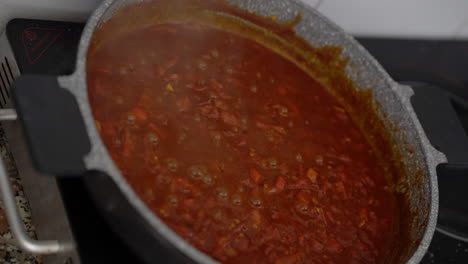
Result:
[0, 128, 41, 264]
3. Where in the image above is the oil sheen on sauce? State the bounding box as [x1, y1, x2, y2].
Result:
[87, 22, 399, 264]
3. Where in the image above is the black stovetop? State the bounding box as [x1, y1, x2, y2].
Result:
[357, 38, 468, 264]
[6, 18, 468, 264]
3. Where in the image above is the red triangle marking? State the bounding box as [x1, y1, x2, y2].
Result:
[21, 27, 65, 65]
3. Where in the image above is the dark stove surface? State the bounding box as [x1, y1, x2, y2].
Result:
[357, 37, 468, 264]
[357, 38, 468, 100]
[5, 19, 468, 264]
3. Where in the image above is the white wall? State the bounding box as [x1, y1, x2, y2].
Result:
[0, 0, 467, 39]
[315, 0, 468, 39]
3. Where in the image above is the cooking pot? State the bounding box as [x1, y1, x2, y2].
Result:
[0, 0, 456, 263]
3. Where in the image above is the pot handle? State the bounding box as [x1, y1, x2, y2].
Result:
[0, 75, 91, 255]
[12, 75, 91, 176]
[408, 82, 468, 241]
[408, 82, 468, 172]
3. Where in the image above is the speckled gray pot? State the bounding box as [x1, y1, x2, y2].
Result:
[57, 0, 446, 263]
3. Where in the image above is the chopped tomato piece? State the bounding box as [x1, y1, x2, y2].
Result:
[275, 176, 286, 192]
[221, 112, 239, 127]
[164, 73, 179, 82]
[277, 86, 287, 95]
[250, 168, 264, 184]
[184, 198, 196, 208]
[251, 210, 262, 225]
[132, 107, 148, 121]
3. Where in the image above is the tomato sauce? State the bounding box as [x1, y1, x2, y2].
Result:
[87, 20, 400, 264]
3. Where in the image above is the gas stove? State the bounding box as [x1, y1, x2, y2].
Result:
[0, 18, 467, 264]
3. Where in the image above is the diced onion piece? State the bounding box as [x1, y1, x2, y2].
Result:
[307, 168, 318, 183]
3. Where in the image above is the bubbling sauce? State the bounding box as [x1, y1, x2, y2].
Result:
[87, 18, 399, 264]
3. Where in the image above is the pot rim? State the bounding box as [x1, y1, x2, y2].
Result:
[59, 0, 446, 263]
